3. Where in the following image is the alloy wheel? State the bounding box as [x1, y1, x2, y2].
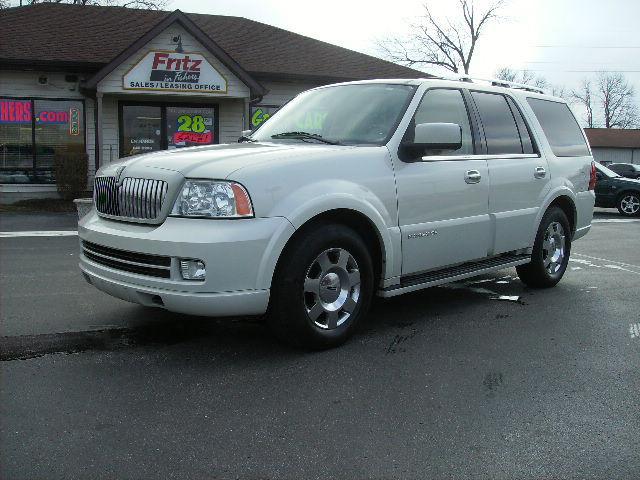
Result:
[542, 221, 566, 275]
[303, 248, 361, 329]
[620, 194, 640, 215]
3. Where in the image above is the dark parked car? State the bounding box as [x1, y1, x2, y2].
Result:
[607, 163, 640, 179]
[595, 163, 640, 216]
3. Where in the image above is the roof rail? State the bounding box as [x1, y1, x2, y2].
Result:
[457, 75, 546, 94]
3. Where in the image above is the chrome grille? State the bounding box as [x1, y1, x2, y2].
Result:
[94, 176, 168, 220]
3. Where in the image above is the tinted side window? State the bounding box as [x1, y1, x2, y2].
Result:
[527, 98, 590, 157]
[506, 97, 535, 154]
[471, 92, 522, 155]
[412, 89, 473, 155]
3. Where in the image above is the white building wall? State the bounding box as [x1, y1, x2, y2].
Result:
[0, 71, 86, 100]
[592, 147, 635, 165]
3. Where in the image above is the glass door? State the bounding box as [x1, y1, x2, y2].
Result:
[166, 106, 216, 149]
[120, 105, 162, 157]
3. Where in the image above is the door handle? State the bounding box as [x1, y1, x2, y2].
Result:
[534, 166, 547, 179]
[465, 170, 482, 184]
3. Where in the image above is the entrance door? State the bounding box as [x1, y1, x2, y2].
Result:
[120, 105, 162, 157]
[394, 88, 492, 275]
[166, 106, 217, 149]
[119, 103, 219, 158]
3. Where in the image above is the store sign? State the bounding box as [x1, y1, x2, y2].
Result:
[0, 100, 31, 123]
[0, 99, 81, 131]
[69, 107, 81, 136]
[123, 51, 227, 93]
[172, 114, 214, 145]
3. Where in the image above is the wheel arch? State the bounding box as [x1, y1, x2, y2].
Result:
[548, 195, 577, 237]
[615, 189, 640, 202]
[280, 208, 387, 283]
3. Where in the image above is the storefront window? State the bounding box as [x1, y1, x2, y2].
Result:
[121, 105, 162, 157]
[250, 105, 280, 130]
[33, 100, 85, 184]
[120, 103, 218, 158]
[167, 106, 216, 149]
[0, 98, 84, 184]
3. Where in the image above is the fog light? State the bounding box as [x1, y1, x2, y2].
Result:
[179, 258, 206, 280]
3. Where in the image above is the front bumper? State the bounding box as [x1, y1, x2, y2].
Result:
[78, 211, 295, 317]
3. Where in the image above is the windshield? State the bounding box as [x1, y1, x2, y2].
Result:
[250, 83, 417, 145]
[596, 163, 621, 177]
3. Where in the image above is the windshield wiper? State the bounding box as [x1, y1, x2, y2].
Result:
[271, 131, 341, 145]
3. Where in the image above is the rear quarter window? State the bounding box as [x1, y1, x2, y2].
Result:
[526, 98, 590, 157]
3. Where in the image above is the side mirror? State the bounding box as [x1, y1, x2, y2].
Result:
[413, 122, 462, 150]
[238, 129, 254, 143]
[400, 122, 462, 160]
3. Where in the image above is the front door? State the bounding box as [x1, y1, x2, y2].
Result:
[393, 88, 492, 276]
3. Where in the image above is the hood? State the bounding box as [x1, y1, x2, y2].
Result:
[614, 176, 640, 186]
[97, 142, 353, 180]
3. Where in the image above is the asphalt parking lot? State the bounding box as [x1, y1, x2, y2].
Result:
[1, 211, 639, 479]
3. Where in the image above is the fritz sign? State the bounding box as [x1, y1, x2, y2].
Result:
[123, 51, 227, 93]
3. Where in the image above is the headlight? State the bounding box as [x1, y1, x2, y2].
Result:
[170, 180, 254, 218]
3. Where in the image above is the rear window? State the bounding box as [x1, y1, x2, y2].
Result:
[527, 98, 590, 157]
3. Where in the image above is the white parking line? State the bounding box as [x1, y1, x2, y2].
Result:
[630, 323, 640, 339]
[573, 253, 640, 271]
[592, 219, 640, 223]
[0, 231, 78, 238]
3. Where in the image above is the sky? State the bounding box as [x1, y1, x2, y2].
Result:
[167, 0, 640, 125]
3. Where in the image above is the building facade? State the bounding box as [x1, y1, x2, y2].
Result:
[584, 128, 640, 166]
[0, 4, 425, 202]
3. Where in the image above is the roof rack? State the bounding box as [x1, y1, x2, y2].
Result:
[456, 75, 546, 94]
[418, 74, 547, 94]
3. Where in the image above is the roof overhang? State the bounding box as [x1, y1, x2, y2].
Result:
[81, 9, 266, 98]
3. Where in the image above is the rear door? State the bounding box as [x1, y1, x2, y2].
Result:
[393, 88, 492, 275]
[469, 91, 549, 254]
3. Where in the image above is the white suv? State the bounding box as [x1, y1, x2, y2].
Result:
[80, 78, 596, 348]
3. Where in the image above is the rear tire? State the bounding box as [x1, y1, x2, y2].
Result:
[268, 223, 374, 349]
[516, 207, 571, 288]
[617, 192, 640, 217]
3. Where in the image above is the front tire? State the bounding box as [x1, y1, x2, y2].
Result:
[617, 192, 640, 217]
[268, 223, 374, 349]
[516, 207, 571, 288]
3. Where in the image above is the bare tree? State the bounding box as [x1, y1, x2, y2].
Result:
[0, 0, 10, 7]
[571, 79, 596, 128]
[495, 67, 566, 97]
[597, 72, 639, 129]
[18, 0, 166, 8]
[378, 0, 506, 74]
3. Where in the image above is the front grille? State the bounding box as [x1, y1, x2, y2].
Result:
[94, 176, 168, 220]
[82, 240, 171, 278]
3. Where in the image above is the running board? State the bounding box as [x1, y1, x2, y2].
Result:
[379, 253, 531, 297]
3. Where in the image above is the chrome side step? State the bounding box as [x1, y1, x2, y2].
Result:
[379, 253, 530, 298]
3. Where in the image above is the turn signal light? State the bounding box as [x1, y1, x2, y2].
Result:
[231, 183, 253, 216]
